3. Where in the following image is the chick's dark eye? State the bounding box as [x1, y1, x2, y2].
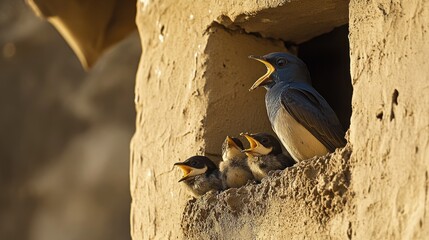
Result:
[276, 58, 287, 67]
[261, 138, 268, 144]
[190, 161, 197, 166]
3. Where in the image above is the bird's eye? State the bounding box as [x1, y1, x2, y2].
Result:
[190, 161, 197, 166]
[261, 138, 269, 144]
[276, 58, 287, 67]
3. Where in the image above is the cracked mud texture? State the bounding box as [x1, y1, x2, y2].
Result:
[182, 146, 351, 239]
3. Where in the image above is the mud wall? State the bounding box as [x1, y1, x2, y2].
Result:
[131, 0, 350, 239]
[347, 0, 429, 239]
[131, 0, 428, 239]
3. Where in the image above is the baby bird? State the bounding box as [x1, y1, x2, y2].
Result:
[241, 133, 296, 181]
[219, 136, 254, 188]
[174, 156, 224, 197]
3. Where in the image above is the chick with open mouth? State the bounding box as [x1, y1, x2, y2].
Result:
[241, 132, 296, 181]
[219, 136, 254, 188]
[174, 156, 224, 197]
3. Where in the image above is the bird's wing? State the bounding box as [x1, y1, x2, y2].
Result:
[280, 87, 346, 152]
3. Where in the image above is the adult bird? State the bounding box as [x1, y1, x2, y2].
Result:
[174, 156, 224, 197]
[249, 52, 346, 162]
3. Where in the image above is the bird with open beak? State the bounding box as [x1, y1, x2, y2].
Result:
[174, 156, 224, 197]
[219, 136, 254, 188]
[248, 53, 346, 162]
[241, 133, 295, 181]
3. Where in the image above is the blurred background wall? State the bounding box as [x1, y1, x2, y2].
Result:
[0, 1, 140, 239]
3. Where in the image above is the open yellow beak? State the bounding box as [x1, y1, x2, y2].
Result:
[248, 55, 275, 91]
[241, 134, 258, 149]
[226, 136, 240, 150]
[240, 133, 259, 157]
[240, 133, 273, 156]
[174, 163, 193, 182]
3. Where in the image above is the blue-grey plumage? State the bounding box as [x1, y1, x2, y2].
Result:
[174, 156, 224, 197]
[249, 52, 346, 162]
[241, 133, 295, 181]
[219, 136, 254, 188]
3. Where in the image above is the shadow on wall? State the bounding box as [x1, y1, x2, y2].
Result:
[0, 1, 140, 240]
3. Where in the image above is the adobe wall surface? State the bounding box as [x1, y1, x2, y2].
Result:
[348, 0, 429, 239]
[131, 0, 429, 239]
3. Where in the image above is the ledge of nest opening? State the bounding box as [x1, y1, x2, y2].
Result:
[181, 146, 352, 239]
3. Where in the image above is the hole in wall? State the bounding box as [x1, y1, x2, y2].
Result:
[390, 89, 399, 121]
[376, 111, 384, 120]
[203, 11, 351, 160]
[392, 89, 399, 105]
[203, 25, 352, 160]
[388, 89, 399, 121]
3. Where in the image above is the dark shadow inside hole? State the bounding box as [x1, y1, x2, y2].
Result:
[298, 25, 352, 131]
[392, 89, 399, 105]
[390, 89, 399, 121]
[376, 111, 384, 120]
